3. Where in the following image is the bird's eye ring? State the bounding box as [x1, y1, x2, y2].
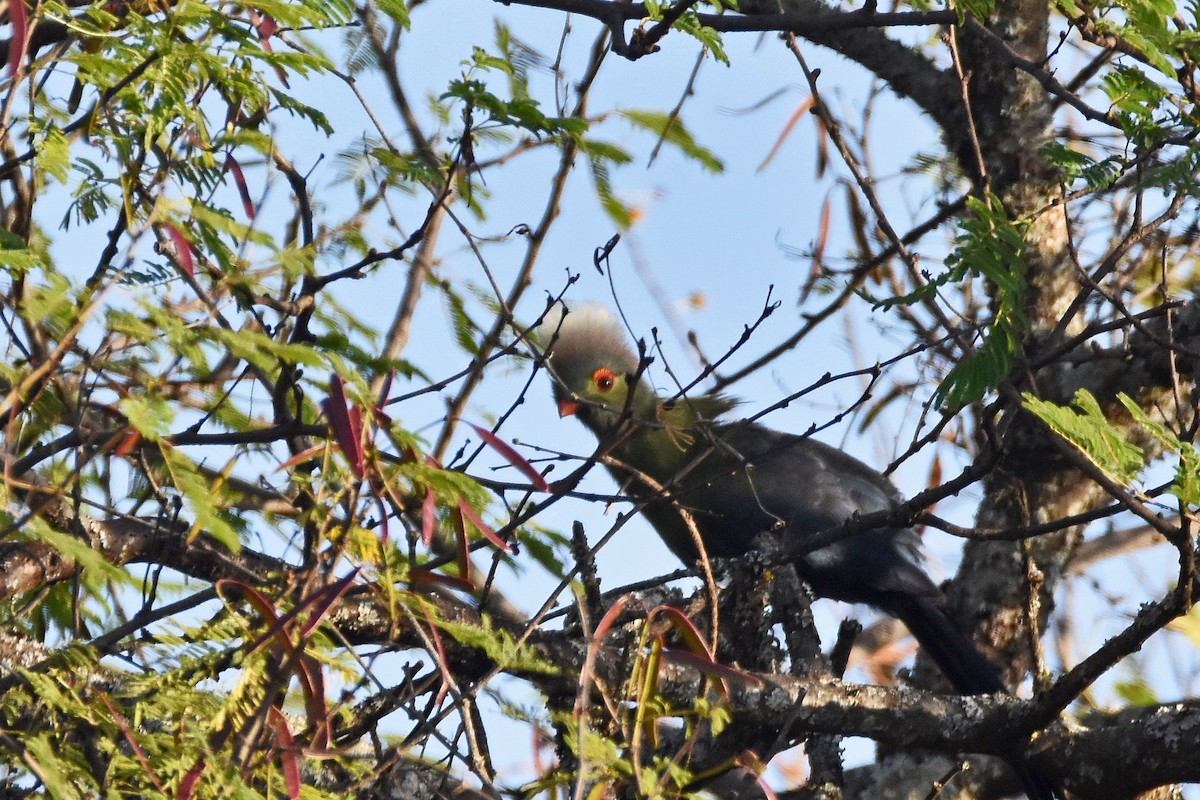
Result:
[592, 368, 616, 392]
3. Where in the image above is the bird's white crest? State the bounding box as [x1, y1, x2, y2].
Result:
[537, 301, 638, 373]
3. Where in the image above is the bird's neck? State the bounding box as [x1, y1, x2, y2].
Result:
[583, 382, 708, 482]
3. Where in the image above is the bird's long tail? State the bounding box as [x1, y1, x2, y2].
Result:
[891, 595, 1059, 800]
[891, 594, 1006, 695]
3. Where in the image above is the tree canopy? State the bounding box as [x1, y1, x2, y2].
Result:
[0, 0, 1198, 797]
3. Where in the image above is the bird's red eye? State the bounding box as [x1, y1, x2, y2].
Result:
[592, 368, 616, 392]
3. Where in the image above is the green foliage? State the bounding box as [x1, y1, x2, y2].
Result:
[1113, 671, 1161, 705]
[1025, 389, 1200, 504]
[1101, 66, 1171, 143]
[1118, 394, 1200, 505]
[956, 0, 996, 23]
[1022, 389, 1146, 482]
[589, 154, 635, 229]
[1169, 604, 1200, 648]
[443, 77, 587, 139]
[673, 13, 731, 65]
[619, 110, 724, 173]
[1094, 0, 1179, 77]
[1040, 142, 1125, 188]
[431, 604, 562, 676]
[118, 393, 175, 441]
[934, 197, 1029, 409]
[869, 195, 1028, 409]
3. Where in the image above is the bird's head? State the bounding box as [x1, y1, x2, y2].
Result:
[536, 302, 655, 437]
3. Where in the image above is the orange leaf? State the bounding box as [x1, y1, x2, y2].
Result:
[593, 595, 634, 644]
[113, 429, 142, 457]
[649, 606, 713, 661]
[734, 752, 779, 800]
[756, 95, 815, 173]
[276, 444, 324, 473]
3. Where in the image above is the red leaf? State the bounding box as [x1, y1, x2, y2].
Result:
[164, 223, 194, 277]
[421, 488, 437, 547]
[410, 568, 476, 592]
[7, 0, 27, 78]
[178, 760, 206, 800]
[267, 708, 302, 800]
[659, 648, 763, 688]
[349, 405, 365, 463]
[469, 422, 550, 492]
[101, 695, 165, 792]
[373, 369, 396, 428]
[734, 752, 779, 800]
[216, 579, 293, 659]
[454, 505, 471, 582]
[113, 429, 142, 457]
[456, 498, 512, 553]
[322, 374, 364, 479]
[649, 606, 713, 661]
[374, 491, 390, 544]
[593, 595, 634, 644]
[422, 607, 451, 706]
[225, 154, 255, 219]
[248, 10, 288, 86]
[295, 654, 330, 748]
[298, 569, 360, 639]
[276, 444, 324, 473]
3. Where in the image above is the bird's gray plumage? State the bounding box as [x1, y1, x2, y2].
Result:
[539, 302, 1057, 798]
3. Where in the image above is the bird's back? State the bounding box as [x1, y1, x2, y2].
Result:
[615, 421, 942, 607]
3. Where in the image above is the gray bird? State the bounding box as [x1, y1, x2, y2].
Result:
[539, 302, 1056, 800]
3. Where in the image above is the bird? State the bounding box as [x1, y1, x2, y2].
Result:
[537, 302, 1057, 800]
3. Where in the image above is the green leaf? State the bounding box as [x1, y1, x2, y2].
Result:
[619, 110, 724, 172]
[1022, 389, 1145, 482]
[926, 196, 1029, 409]
[427, 601, 561, 675]
[1117, 393, 1200, 504]
[118, 394, 174, 442]
[588, 155, 633, 229]
[957, 0, 995, 22]
[672, 12, 729, 65]
[579, 139, 634, 166]
[23, 734, 85, 800]
[1169, 603, 1200, 648]
[22, 517, 132, 585]
[374, 0, 410, 27]
[33, 125, 71, 186]
[22, 272, 76, 335]
[1114, 674, 1159, 706]
[161, 447, 243, 551]
[205, 327, 325, 373]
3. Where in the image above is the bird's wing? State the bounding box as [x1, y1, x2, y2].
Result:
[685, 424, 941, 603]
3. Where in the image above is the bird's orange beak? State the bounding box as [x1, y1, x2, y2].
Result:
[557, 398, 578, 418]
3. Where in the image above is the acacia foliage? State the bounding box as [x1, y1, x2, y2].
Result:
[0, 0, 1198, 798]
